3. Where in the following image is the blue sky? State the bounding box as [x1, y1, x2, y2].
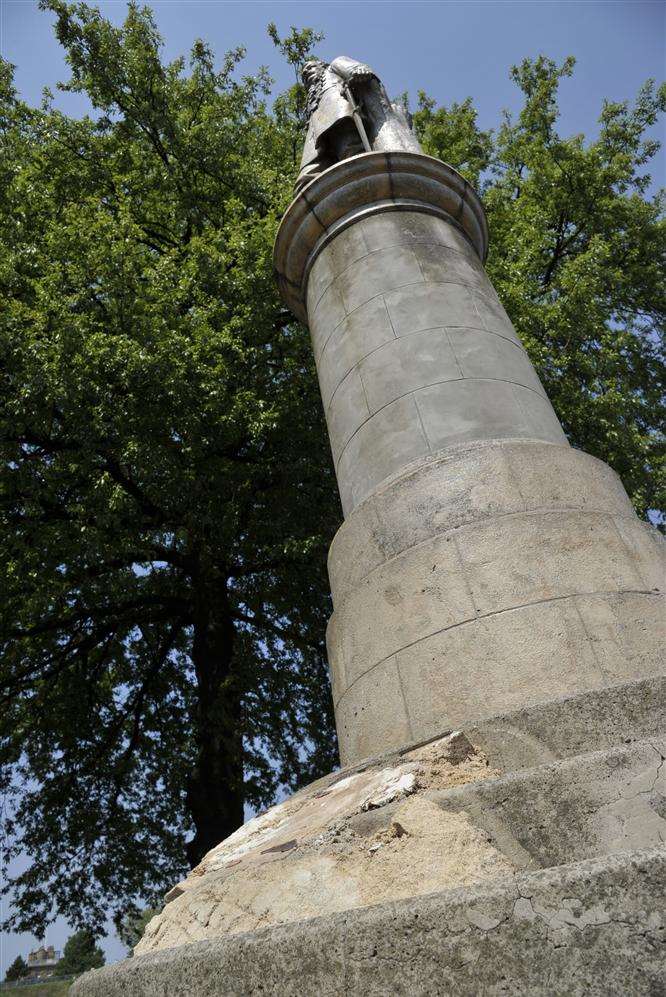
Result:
[1, 0, 664, 977]
[2, 0, 665, 176]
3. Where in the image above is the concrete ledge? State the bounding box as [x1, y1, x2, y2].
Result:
[71, 847, 666, 996]
[402, 736, 666, 871]
[327, 673, 666, 780]
[334, 733, 666, 875]
[464, 672, 666, 772]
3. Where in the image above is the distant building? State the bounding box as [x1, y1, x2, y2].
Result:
[26, 945, 60, 980]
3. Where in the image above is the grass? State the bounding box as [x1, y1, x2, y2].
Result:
[0, 983, 72, 996]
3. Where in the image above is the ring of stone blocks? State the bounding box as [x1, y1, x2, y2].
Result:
[274, 151, 489, 324]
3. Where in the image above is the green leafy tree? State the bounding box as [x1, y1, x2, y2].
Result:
[1, 2, 337, 938]
[4, 955, 29, 981]
[55, 929, 105, 976]
[415, 57, 665, 522]
[118, 907, 158, 954]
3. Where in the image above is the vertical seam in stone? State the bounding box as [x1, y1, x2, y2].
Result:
[459, 181, 468, 224]
[369, 494, 393, 562]
[356, 218, 370, 257]
[411, 243, 427, 284]
[336, 639, 348, 699]
[382, 295, 399, 339]
[509, 383, 532, 438]
[469, 287, 487, 331]
[314, 282, 350, 363]
[502, 450, 528, 514]
[451, 533, 480, 617]
[412, 393, 433, 453]
[357, 364, 373, 419]
[301, 190, 328, 234]
[445, 326, 466, 378]
[386, 152, 395, 203]
[607, 514, 651, 590]
[394, 654, 415, 740]
[572, 596, 609, 685]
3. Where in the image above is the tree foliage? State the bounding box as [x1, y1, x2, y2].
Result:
[1, 3, 663, 945]
[1, 2, 338, 938]
[55, 929, 104, 975]
[4, 955, 29, 981]
[118, 906, 158, 954]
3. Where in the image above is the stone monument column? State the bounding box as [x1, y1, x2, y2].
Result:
[274, 150, 664, 767]
[74, 56, 665, 997]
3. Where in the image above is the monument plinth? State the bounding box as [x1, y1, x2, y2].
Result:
[74, 57, 665, 996]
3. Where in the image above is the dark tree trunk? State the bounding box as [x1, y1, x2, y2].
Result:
[185, 583, 244, 867]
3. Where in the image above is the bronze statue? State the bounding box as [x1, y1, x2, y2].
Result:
[295, 56, 422, 194]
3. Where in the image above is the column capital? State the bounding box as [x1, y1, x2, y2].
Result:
[273, 151, 488, 324]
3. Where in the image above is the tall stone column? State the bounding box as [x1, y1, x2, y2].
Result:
[76, 140, 666, 997]
[274, 151, 665, 766]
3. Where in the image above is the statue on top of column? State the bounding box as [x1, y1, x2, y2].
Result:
[294, 56, 422, 195]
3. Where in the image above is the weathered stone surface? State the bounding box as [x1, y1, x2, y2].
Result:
[326, 439, 665, 763]
[96, 678, 665, 961]
[275, 152, 488, 323]
[71, 847, 666, 996]
[134, 732, 508, 954]
[431, 736, 666, 870]
[337, 590, 665, 763]
[328, 440, 639, 600]
[464, 673, 666, 770]
[358, 210, 477, 257]
[300, 186, 558, 515]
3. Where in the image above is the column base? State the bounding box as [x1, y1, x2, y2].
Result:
[71, 675, 666, 995]
[326, 438, 665, 764]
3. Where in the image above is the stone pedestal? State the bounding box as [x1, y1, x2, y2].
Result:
[73, 153, 665, 996]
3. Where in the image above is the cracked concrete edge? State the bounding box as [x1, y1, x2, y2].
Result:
[463, 672, 666, 774]
[133, 733, 664, 955]
[71, 846, 666, 997]
[429, 735, 666, 869]
[344, 734, 666, 874]
[273, 673, 666, 808]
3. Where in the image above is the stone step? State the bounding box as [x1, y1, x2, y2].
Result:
[107, 678, 664, 964]
[125, 689, 665, 960]
[351, 734, 666, 873]
[351, 673, 666, 780]
[71, 846, 666, 996]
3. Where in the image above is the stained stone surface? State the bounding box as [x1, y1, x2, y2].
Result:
[124, 677, 665, 957]
[135, 731, 512, 953]
[307, 208, 567, 516]
[72, 847, 666, 996]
